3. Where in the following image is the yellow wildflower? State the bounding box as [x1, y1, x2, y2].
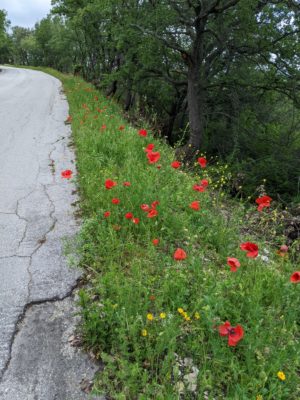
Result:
[141, 329, 148, 337]
[177, 308, 184, 314]
[277, 371, 286, 381]
[256, 395, 263, 400]
[185, 316, 191, 322]
[147, 313, 154, 321]
[194, 312, 200, 320]
[159, 312, 166, 319]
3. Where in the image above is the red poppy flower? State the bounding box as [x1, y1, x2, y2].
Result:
[198, 157, 207, 168]
[290, 271, 300, 283]
[152, 239, 159, 246]
[132, 218, 140, 224]
[147, 151, 161, 164]
[174, 248, 187, 261]
[119, 125, 125, 131]
[255, 195, 272, 212]
[145, 143, 155, 153]
[123, 181, 131, 187]
[61, 169, 73, 179]
[125, 212, 133, 219]
[240, 242, 259, 258]
[219, 321, 244, 346]
[201, 179, 209, 187]
[147, 209, 158, 218]
[280, 245, 288, 253]
[171, 161, 181, 169]
[97, 108, 102, 113]
[189, 201, 200, 211]
[141, 204, 150, 212]
[277, 244, 289, 257]
[66, 115, 72, 123]
[112, 198, 120, 205]
[227, 257, 241, 272]
[104, 211, 111, 218]
[151, 201, 160, 209]
[139, 129, 147, 137]
[105, 179, 117, 189]
[101, 124, 106, 130]
[193, 184, 206, 192]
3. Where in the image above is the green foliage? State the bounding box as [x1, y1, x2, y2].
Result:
[9, 15, 74, 71]
[0, 9, 12, 63]
[206, 91, 300, 202]
[45, 69, 300, 399]
[49, 0, 300, 202]
[6, 1, 300, 201]
[10, 26, 34, 65]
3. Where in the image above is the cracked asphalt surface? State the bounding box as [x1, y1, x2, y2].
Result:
[0, 67, 101, 399]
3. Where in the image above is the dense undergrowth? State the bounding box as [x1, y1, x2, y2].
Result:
[40, 68, 299, 400]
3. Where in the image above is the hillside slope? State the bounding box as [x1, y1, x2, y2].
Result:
[43, 68, 299, 400]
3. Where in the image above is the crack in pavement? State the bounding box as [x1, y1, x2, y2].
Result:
[0, 163, 63, 380]
[15, 190, 35, 253]
[0, 278, 81, 381]
[0, 67, 100, 399]
[0, 135, 74, 379]
[25, 184, 58, 301]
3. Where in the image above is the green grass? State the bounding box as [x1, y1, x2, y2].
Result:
[31, 67, 300, 399]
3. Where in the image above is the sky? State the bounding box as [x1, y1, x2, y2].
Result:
[0, 0, 52, 28]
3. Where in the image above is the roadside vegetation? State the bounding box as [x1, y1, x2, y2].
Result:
[1, 1, 300, 203]
[35, 67, 299, 399]
[1, 0, 299, 397]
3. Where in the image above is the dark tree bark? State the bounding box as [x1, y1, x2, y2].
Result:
[124, 80, 134, 111]
[106, 80, 118, 97]
[162, 92, 186, 144]
[187, 64, 206, 151]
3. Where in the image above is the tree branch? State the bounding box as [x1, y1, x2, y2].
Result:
[131, 24, 190, 57]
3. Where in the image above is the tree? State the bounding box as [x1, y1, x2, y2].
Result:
[30, 0, 300, 199]
[129, 0, 299, 158]
[0, 9, 12, 63]
[11, 26, 33, 65]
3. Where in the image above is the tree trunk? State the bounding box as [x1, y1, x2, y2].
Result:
[164, 110, 177, 144]
[177, 63, 205, 161]
[106, 80, 118, 97]
[187, 64, 205, 151]
[124, 81, 134, 111]
[163, 92, 185, 144]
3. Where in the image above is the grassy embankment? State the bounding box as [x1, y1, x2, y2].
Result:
[34, 67, 299, 399]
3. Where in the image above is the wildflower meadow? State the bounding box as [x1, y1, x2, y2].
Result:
[54, 69, 300, 399]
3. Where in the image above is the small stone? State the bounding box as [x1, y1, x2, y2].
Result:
[80, 378, 93, 394]
[68, 334, 82, 347]
[183, 357, 193, 367]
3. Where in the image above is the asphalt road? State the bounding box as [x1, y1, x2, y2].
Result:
[0, 67, 100, 399]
